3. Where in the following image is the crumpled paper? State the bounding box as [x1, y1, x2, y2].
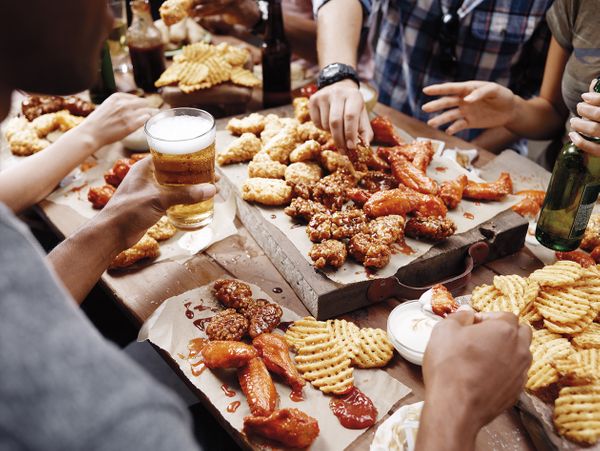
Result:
[138, 281, 412, 450]
[370, 401, 424, 451]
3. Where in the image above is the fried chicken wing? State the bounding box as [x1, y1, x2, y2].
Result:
[462, 172, 513, 201]
[159, 0, 193, 25]
[346, 143, 371, 171]
[581, 214, 600, 251]
[289, 140, 321, 162]
[201, 341, 258, 369]
[293, 97, 311, 123]
[213, 279, 253, 309]
[555, 250, 595, 268]
[363, 188, 416, 217]
[239, 298, 283, 338]
[307, 209, 368, 242]
[390, 154, 438, 194]
[109, 234, 160, 269]
[104, 158, 134, 187]
[244, 408, 319, 448]
[252, 333, 306, 393]
[226, 113, 266, 136]
[358, 171, 398, 193]
[348, 233, 391, 269]
[285, 162, 323, 185]
[439, 175, 468, 209]
[217, 133, 262, 166]
[413, 193, 448, 218]
[410, 141, 435, 173]
[307, 212, 332, 242]
[312, 172, 356, 211]
[309, 239, 348, 269]
[370, 116, 403, 146]
[284, 197, 328, 222]
[146, 216, 177, 241]
[511, 190, 546, 218]
[368, 215, 405, 244]
[242, 178, 293, 206]
[205, 309, 249, 341]
[591, 245, 600, 264]
[88, 184, 115, 209]
[238, 357, 278, 417]
[347, 188, 372, 207]
[405, 216, 456, 242]
[430, 284, 459, 318]
[297, 121, 330, 145]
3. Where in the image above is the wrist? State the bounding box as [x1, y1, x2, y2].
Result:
[505, 95, 523, 131]
[317, 63, 360, 90]
[74, 122, 104, 152]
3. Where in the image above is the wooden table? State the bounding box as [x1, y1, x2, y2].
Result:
[36, 103, 543, 450]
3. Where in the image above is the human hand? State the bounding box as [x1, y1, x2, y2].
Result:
[96, 157, 216, 249]
[78, 93, 157, 149]
[569, 78, 600, 157]
[423, 309, 532, 434]
[309, 79, 373, 151]
[422, 81, 516, 135]
[191, 0, 260, 28]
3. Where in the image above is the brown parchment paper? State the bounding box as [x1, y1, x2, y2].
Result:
[138, 281, 412, 450]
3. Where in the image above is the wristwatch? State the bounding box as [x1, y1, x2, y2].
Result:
[250, 0, 268, 35]
[317, 63, 360, 90]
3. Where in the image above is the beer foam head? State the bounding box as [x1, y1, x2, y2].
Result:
[146, 114, 215, 155]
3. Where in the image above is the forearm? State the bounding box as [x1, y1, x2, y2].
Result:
[506, 96, 566, 140]
[316, 0, 363, 68]
[471, 126, 520, 154]
[47, 212, 125, 304]
[284, 14, 317, 63]
[416, 390, 477, 451]
[0, 126, 98, 213]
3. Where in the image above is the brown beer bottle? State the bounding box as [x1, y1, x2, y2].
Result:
[262, 0, 291, 108]
[127, 0, 165, 93]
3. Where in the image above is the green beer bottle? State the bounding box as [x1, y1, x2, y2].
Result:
[535, 78, 600, 251]
[89, 41, 117, 104]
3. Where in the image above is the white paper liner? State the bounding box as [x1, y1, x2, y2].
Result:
[217, 130, 520, 285]
[138, 281, 412, 450]
[370, 401, 424, 451]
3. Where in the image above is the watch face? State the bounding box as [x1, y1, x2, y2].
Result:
[323, 63, 340, 77]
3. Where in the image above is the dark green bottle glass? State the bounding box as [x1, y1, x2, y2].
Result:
[89, 41, 117, 104]
[535, 79, 600, 251]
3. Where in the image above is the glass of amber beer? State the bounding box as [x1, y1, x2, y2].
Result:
[144, 108, 216, 229]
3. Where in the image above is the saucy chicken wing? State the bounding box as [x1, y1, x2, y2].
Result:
[555, 250, 595, 268]
[439, 175, 468, 209]
[430, 284, 459, 318]
[405, 216, 456, 242]
[312, 172, 356, 211]
[370, 116, 403, 146]
[368, 215, 405, 244]
[205, 309, 249, 341]
[239, 298, 283, 338]
[390, 154, 438, 194]
[348, 233, 391, 269]
[244, 408, 319, 449]
[462, 172, 513, 201]
[104, 158, 136, 187]
[213, 279, 253, 309]
[347, 188, 372, 207]
[511, 189, 546, 218]
[363, 188, 417, 218]
[201, 341, 258, 369]
[284, 197, 328, 222]
[412, 193, 448, 218]
[238, 356, 278, 417]
[252, 333, 306, 394]
[358, 171, 398, 193]
[88, 184, 115, 209]
[309, 239, 348, 269]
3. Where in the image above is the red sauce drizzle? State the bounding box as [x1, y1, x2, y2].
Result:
[227, 401, 241, 413]
[289, 389, 304, 402]
[69, 182, 89, 193]
[276, 321, 293, 333]
[434, 166, 447, 173]
[193, 305, 210, 312]
[187, 338, 208, 358]
[474, 201, 481, 206]
[184, 301, 194, 319]
[393, 239, 415, 255]
[329, 387, 378, 429]
[221, 384, 236, 397]
[463, 212, 475, 220]
[193, 317, 213, 332]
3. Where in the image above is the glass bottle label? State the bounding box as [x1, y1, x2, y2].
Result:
[570, 183, 600, 238]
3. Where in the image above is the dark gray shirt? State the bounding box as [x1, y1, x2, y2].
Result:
[0, 204, 199, 451]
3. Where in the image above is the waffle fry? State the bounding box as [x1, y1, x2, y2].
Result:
[353, 328, 394, 368]
[572, 323, 600, 350]
[230, 67, 261, 88]
[294, 333, 354, 394]
[493, 274, 527, 310]
[529, 260, 584, 287]
[155, 62, 185, 87]
[527, 334, 573, 392]
[535, 286, 592, 324]
[201, 56, 232, 87]
[326, 319, 360, 361]
[179, 62, 209, 86]
[284, 316, 328, 351]
[554, 384, 600, 445]
[544, 305, 597, 335]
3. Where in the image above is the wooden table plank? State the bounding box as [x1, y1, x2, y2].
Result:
[30, 104, 537, 451]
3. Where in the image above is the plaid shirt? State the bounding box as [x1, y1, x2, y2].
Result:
[316, 0, 553, 148]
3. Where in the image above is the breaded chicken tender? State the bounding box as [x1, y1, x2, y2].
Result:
[248, 157, 287, 179]
[297, 121, 330, 145]
[226, 113, 266, 136]
[284, 162, 322, 185]
[109, 234, 160, 269]
[292, 97, 310, 123]
[289, 140, 321, 163]
[217, 133, 262, 165]
[263, 126, 299, 163]
[7, 129, 49, 156]
[31, 112, 60, 136]
[320, 150, 356, 175]
[159, 0, 193, 25]
[242, 178, 293, 206]
[147, 216, 177, 241]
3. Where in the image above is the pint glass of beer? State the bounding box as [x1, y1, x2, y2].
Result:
[144, 108, 216, 229]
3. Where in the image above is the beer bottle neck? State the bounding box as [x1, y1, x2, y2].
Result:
[265, 0, 286, 42]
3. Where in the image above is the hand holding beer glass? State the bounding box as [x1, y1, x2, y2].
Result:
[144, 108, 216, 229]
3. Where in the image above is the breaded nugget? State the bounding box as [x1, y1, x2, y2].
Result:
[31, 112, 60, 136]
[284, 162, 323, 185]
[320, 150, 356, 175]
[160, 0, 193, 25]
[147, 216, 177, 241]
[293, 97, 310, 123]
[7, 129, 49, 156]
[264, 126, 299, 163]
[297, 121, 330, 145]
[3, 116, 30, 140]
[242, 178, 293, 206]
[226, 113, 266, 136]
[54, 110, 84, 131]
[248, 158, 287, 179]
[260, 114, 283, 143]
[217, 133, 262, 165]
[109, 235, 160, 269]
[289, 140, 321, 163]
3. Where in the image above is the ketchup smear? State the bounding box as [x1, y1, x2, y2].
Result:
[329, 387, 378, 429]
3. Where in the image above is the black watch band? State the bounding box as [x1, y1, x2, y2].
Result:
[317, 63, 360, 90]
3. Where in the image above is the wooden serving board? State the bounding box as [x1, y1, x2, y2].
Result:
[215, 107, 529, 319]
